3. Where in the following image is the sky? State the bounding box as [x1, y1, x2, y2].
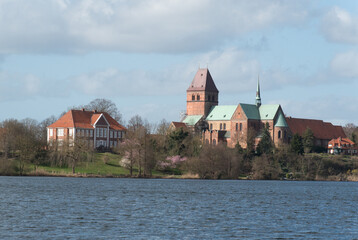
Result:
[0, 0, 358, 126]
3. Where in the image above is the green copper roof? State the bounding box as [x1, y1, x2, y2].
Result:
[206, 105, 237, 121]
[274, 111, 288, 127]
[259, 105, 280, 120]
[240, 104, 260, 120]
[182, 115, 202, 126]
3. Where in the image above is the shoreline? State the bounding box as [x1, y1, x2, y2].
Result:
[1, 172, 357, 182]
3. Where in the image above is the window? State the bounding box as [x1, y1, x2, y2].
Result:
[110, 131, 113, 138]
[114, 131, 117, 138]
[284, 131, 287, 139]
[208, 95, 211, 101]
[197, 94, 200, 100]
[223, 123, 226, 130]
[104, 129, 107, 137]
[236, 123, 238, 131]
[118, 131, 122, 138]
[278, 130, 281, 139]
[114, 141, 117, 147]
[192, 95, 195, 100]
[69, 129, 73, 137]
[210, 124, 213, 130]
[86, 129, 89, 137]
[110, 141, 113, 147]
[57, 128, 64, 136]
[239, 123, 242, 131]
[81, 129, 85, 137]
[49, 129, 53, 136]
[96, 128, 100, 137]
[90, 130, 93, 137]
[220, 123, 222, 130]
[100, 128, 103, 137]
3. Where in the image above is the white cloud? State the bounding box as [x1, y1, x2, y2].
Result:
[321, 6, 358, 44]
[0, 0, 311, 54]
[330, 50, 358, 78]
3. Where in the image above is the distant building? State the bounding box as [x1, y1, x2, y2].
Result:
[47, 109, 126, 149]
[175, 68, 346, 150]
[181, 68, 289, 148]
[328, 137, 357, 155]
[286, 117, 346, 149]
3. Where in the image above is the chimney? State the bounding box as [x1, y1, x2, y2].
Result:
[81, 108, 85, 111]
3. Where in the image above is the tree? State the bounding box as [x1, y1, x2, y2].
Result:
[155, 119, 170, 135]
[85, 98, 123, 124]
[256, 123, 273, 156]
[302, 128, 314, 153]
[64, 137, 93, 174]
[166, 127, 189, 156]
[290, 133, 304, 155]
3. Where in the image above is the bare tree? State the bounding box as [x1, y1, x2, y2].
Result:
[85, 98, 123, 124]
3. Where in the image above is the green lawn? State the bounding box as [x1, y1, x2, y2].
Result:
[31, 152, 168, 177]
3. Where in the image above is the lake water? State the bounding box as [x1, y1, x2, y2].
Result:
[0, 177, 357, 239]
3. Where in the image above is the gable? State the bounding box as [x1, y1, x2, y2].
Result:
[259, 105, 280, 120]
[94, 114, 109, 126]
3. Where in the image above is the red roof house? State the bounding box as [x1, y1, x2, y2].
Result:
[328, 137, 357, 155]
[47, 109, 126, 149]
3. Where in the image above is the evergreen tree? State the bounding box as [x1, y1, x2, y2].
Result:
[290, 133, 304, 155]
[302, 128, 314, 153]
[256, 123, 273, 156]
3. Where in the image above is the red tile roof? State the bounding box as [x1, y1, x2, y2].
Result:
[171, 122, 188, 130]
[286, 117, 346, 140]
[187, 68, 218, 92]
[328, 137, 355, 149]
[48, 109, 126, 131]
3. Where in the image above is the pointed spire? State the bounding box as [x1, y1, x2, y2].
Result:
[256, 75, 261, 107]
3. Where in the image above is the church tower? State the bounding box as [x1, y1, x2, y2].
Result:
[186, 68, 219, 117]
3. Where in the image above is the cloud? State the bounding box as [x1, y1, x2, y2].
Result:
[0, 0, 311, 54]
[330, 50, 358, 78]
[321, 6, 358, 44]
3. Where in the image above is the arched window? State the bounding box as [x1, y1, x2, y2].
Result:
[213, 139, 216, 146]
[223, 123, 226, 130]
[192, 94, 195, 100]
[278, 130, 281, 139]
[210, 123, 213, 130]
[220, 123, 223, 130]
[239, 123, 242, 131]
[236, 123, 238, 131]
[197, 94, 200, 100]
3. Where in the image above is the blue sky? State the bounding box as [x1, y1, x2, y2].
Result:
[0, 0, 358, 126]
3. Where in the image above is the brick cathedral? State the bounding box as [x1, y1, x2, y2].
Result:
[177, 68, 346, 149]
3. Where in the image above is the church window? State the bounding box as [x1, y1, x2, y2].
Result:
[240, 123, 242, 131]
[223, 123, 226, 130]
[220, 123, 222, 130]
[210, 123, 213, 130]
[236, 123, 238, 131]
[197, 94, 200, 100]
[192, 95, 195, 100]
[278, 130, 281, 139]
